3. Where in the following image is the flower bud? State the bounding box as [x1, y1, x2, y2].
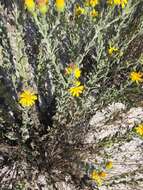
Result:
[56, 0, 65, 12]
[24, 0, 35, 12]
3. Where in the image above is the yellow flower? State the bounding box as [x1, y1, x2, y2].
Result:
[91, 170, 102, 186]
[65, 64, 81, 79]
[107, 0, 128, 8]
[85, 0, 99, 7]
[130, 71, 143, 84]
[135, 124, 143, 136]
[69, 81, 84, 97]
[90, 9, 98, 17]
[106, 161, 113, 169]
[19, 90, 37, 107]
[24, 0, 35, 12]
[75, 4, 86, 16]
[56, 0, 65, 12]
[108, 46, 118, 56]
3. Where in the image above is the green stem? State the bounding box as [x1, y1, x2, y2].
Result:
[33, 14, 67, 87]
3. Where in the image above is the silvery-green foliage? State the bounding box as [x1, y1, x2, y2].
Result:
[0, 1, 143, 189]
[0, 0, 143, 134]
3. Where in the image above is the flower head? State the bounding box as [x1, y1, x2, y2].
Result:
[108, 46, 118, 56]
[91, 170, 107, 186]
[69, 81, 84, 97]
[91, 170, 102, 186]
[107, 0, 128, 8]
[56, 0, 65, 12]
[75, 4, 86, 16]
[106, 161, 113, 169]
[130, 71, 143, 84]
[135, 124, 143, 136]
[19, 90, 37, 107]
[24, 0, 35, 12]
[65, 64, 81, 79]
[90, 9, 98, 17]
[85, 0, 99, 7]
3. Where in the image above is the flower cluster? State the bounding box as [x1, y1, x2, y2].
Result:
[22, 0, 142, 105]
[90, 161, 113, 186]
[65, 64, 84, 97]
[85, 0, 99, 7]
[24, 0, 128, 17]
[91, 170, 107, 186]
[107, 0, 128, 8]
[24, 0, 49, 14]
[75, 0, 128, 17]
[24, 0, 65, 14]
[65, 64, 81, 79]
[107, 45, 143, 84]
[75, 0, 99, 18]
